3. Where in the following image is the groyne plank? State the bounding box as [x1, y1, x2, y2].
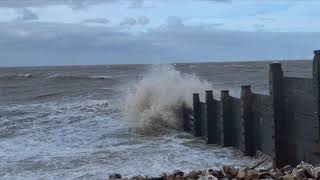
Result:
[252, 93, 275, 160]
[283, 77, 313, 115]
[283, 77, 318, 164]
[207, 89, 222, 144]
[222, 96, 244, 151]
[200, 102, 207, 138]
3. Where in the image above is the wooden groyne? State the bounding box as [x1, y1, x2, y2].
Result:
[183, 50, 320, 168]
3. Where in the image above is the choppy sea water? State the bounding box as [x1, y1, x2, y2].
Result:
[0, 61, 312, 179]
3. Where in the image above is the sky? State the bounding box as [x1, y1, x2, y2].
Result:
[0, 0, 320, 66]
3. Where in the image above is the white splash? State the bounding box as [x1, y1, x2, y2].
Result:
[123, 64, 214, 132]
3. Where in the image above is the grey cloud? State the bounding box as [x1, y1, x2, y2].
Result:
[120, 16, 150, 26]
[145, 24, 320, 61]
[83, 18, 109, 24]
[259, 17, 276, 22]
[0, 22, 160, 66]
[16, 8, 38, 21]
[137, 16, 150, 25]
[128, 0, 144, 8]
[211, 23, 224, 26]
[165, 17, 184, 28]
[253, 24, 265, 31]
[120, 17, 137, 26]
[128, 0, 155, 9]
[0, 21, 320, 67]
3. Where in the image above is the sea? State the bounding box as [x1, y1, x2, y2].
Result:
[0, 60, 312, 179]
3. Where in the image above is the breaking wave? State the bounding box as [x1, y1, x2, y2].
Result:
[0, 73, 114, 81]
[123, 64, 214, 133]
[32, 92, 65, 100]
[0, 73, 33, 80]
[48, 74, 114, 81]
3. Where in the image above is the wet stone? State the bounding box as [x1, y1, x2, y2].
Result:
[222, 165, 238, 178]
[172, 170, 184, 178]
[109, 173, 122, 180]
[188, 170, 202, 179]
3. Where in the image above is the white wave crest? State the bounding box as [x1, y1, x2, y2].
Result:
[123, 64, 214, 132]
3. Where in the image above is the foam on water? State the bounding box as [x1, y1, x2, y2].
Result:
[123, 64, 215, 132]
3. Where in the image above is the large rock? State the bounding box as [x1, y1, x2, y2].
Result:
[282, 165, 293, 174]
[279, 174, 296, 180]
[131, 175, 145, 180]
[208, 169, 223, 179]
[222, 166, 238, 178]
[258, 171, 273, 179]
[172, 170, 184, 178]
[174, 175, 182, 180]
[188, 170, 202, 179]
[291, 162, 316, 179]
[109, 174, 122, 180]
[245, 169, 258, 180]
[198, 175, 217, 180]
[236, 168, 246, 179]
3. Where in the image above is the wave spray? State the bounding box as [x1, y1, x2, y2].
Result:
[123, 64, 214, 133]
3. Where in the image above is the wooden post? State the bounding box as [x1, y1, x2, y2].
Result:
[193, 93, 202, 137]
[314, 50, 320, 140]
[201, 102, 207, 138]
[269, 63, 287, 168]
[183, 102, 192, 132]
[241, 85, 254, 156]
[313, 50, 320, 165]
[221, 90, 232, 147]
[206, 90, 216, 144]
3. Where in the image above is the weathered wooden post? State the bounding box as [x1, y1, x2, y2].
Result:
[193, 93, 202, 137]
[241, 85, 255, 156]
[200, 102, 207, 138]
[182, 102, 192, 132]
[221, 90, 231, 147]
[314, 50, 320, 139]
[269, 63, 287, 168]
[206, 90, 216, 144]
[313, 50, 320, 165]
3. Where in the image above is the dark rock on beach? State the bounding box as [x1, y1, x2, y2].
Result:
[109, 173, 122, 180]
[108, 162, 320, 180]
[172, 170, 184, 178]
